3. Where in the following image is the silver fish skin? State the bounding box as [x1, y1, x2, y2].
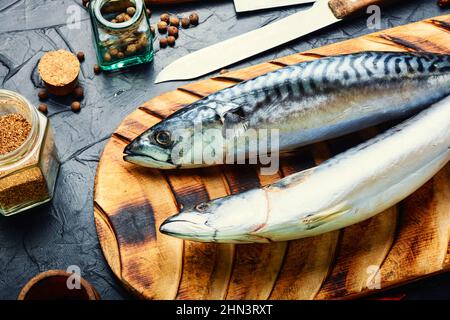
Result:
[159, 95, 450, 243]
[124, 52, 450, 169]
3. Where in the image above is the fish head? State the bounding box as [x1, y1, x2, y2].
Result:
[159, 189, 270, 243]
[124, 104, 225, 169]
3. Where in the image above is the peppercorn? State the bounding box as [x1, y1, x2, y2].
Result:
[159, 38, 168, 49]
[73, 86, 84, 100]
[76, 51, 85, 62]
[189, 12, 199, 26]
[38, 89, 48, 101]
[93, 64, 101, 74]
[169, 16, 180, 27]
[38, 103, 48, 114]
[118, 51, 125, 58]
[71, 101, 81, 113]
[160, 13, 170, 23]
[181, 17, 190, 29]
[126, 44, 137, 54]
[168, 26, 178, 38]
[150, 25, 156, 36]
[167, 36, 176, 47]
[126, 7, 136, 16]
[110, 48, 119, 57]
[438, 0, 450, 7]
[146, 8, 151, 17]
[104, 52, 112, 61]
[158, 21, 168, 34]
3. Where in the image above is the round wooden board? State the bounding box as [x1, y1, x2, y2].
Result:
[94, 15, 450, 300]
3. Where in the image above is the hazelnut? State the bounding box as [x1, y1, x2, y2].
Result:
[73, 86, 84, 100]
[126, 7, 136, 16]
[167, 36, 176, 47]
[71, 101, 81, 113]
[76, 51, 85, 62]
[93, 64, 101, 74]
[168, 26, 178, 38]
[104, 52, 112, 61]
[159, 38, 168, 49]
[38, 103, 48, 114]
[38, 89, 48, 101]
[181, 17, 190, 29]
[189, 12, 199, 26]
[160, 13, 170, 23]
[169, 16, 180, 27]
[157, 21, 168, 33]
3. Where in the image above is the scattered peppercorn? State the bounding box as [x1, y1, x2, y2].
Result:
[93, 64, 101, 74]
[126, 6, 136, 16]
[76, 51, 85, 62]
[73, 86, 84, 100]
[38, 103, 48, 114]
[159, 38, 168, 49]
[158, 21, 168, 33]
[160, 13, 170, 23]
[189, 12, 199, 26]
[71, 101, 81, 113]
[38, 89, 48, 101]
[168, 26, 179, 38]
[169, 16, 180, 27]
[150, 25, 156, 36]
[181, 17, 190, 29]
[167, 36, 176, 47]
[438, 0, 450, 7]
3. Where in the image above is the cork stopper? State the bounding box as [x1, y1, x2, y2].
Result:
[38, 50, 80, 96]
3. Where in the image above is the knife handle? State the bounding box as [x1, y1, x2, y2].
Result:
[328, 0, 397, 19]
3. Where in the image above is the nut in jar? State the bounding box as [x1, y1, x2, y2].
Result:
[0, 90, 60, 216]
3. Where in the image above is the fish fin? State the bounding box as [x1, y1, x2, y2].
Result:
[221, 107, 250, 139]
[302, 203, 353, 230]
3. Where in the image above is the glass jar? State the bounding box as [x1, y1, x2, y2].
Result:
[0, 90, 60, 216]
[89, 0, 153, 71]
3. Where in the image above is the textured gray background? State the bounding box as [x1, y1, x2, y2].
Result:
[0, 0, 449, 300]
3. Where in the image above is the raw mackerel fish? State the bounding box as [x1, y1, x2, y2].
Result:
[160, 95, 450, 243]
[125, 51, 450, 169]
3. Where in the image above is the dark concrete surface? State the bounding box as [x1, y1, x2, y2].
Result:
[0, 0, 449, 300]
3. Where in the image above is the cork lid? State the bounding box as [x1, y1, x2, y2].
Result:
[38, 50, 80, 87]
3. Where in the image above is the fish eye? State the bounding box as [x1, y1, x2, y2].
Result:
[196, 203, 210, 212]
[155, 131, 171, 146]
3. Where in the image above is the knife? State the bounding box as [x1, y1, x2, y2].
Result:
[155, 0, 398, 83]
[234, 0, 315, 12]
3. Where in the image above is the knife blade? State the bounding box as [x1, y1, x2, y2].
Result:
[234, 0, 315, 12]
[155, 0, 399, 83]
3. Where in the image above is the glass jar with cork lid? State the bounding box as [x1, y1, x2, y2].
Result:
[0, 90, 60, 216]
[89, 0, 153, 71]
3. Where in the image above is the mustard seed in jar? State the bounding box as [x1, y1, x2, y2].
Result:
[0, 90, 60, 216]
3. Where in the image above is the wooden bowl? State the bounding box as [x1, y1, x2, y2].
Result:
[17, 270, 101, 300]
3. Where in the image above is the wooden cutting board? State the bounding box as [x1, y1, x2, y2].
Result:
[94, 15, 450, 300]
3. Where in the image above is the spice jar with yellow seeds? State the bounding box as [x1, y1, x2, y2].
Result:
[0, 90, 60, 216]
[89, 0, 153, 71]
